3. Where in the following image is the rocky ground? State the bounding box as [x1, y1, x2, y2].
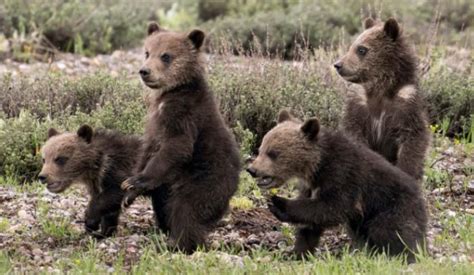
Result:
[0, 137, 472, 272]
[0, 50, 473, 272]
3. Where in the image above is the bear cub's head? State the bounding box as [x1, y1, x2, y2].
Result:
[247, 110, 321, 189]
[139, 22, 206, 91]
[39, 125, 95, 193]
[334, 17, 403, 84]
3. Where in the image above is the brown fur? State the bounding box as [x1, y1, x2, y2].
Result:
[39, 125, 141, 237]
[122, 23, 241, 253]
[247, 110, 428, 263]
[334, 18, 430, 181]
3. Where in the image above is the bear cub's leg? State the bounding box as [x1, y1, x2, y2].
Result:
[85, 187, 123, 238]
[167, 198, 207, 253]
[293, 225, 324, 257]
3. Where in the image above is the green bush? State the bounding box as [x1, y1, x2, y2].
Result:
[205, 1, 360, 59]
[0, 45, 472, 180]
[0, 72, 143, 120]
[211, 56, 343, 149]
[0, 73, 146, 180]
[0, 0, 156, 55]
[204, 0, 473, 58]
[0, 111, 48, 181]
[423, 69, 474, 140]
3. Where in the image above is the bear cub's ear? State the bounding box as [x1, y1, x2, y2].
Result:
[147, 22, 161, 36]
[277, 109, 293, 123]
[47, 128, 59, 139]
[301, 118, 320, 140]
[188, 29, 205, 50]
[77, 125, 93, 144]
[364, 17, 375, 29]
[383, 18, 400, 41]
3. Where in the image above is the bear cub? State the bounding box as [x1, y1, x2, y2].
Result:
[247, 110, 427, 263]
[334, 18, 430, 181]
[121, 23, 241, 253]
[39, 125, 141, 238]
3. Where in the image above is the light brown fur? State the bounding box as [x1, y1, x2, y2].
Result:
[334, 18, 430, 181]
[40, 131, 102, 194]
[39, 126, 142, 237]
[247, 110, 428, 263]
[249, 113, 320, 189]
[140, 24, 206, 91]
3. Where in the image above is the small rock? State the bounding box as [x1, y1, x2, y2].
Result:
[446, 210, 456, 217]
[44, 256, 53, 263]
[468, 181, 474, 194]
[56, 62, 66, 70]
[432, 187, 448, 194]
[216, 252, 244, 268]
[126, 246, 137, 254]
[247, 234, 260, 245]
[32, 248, 43, 256]
[18, 210, 35, 223]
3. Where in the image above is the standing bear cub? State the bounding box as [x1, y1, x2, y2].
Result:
[121, 23, 241, 253]
[39, 125, 142, 238]
[247, 110, 427, 263]
[334, 18, 430, 181]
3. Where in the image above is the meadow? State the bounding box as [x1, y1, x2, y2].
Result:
[0, 0, 472, 273]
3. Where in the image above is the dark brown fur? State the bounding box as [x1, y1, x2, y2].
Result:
[247, 110, 428, 263]
[39, 125, 142, 237]
[122, 23, 241, 253]
[334, 18, 430, 181]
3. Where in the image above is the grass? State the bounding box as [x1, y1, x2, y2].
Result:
[0, 133, 472, 274]
[0, 1, 472, 272]
[37, 200, 81, 241]
[1, 240, 472, 274]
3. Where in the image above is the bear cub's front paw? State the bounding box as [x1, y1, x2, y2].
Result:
[85, 217, 100, 233]
[121, 174, 151, 208]
[268, 195, 291, 222]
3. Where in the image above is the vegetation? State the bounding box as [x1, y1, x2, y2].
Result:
[0, 0, 472, 273]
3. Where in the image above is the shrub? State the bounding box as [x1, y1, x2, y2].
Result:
[0, 72, 143, 120]
[0, 111, 49, 181]
[0, 45, 471, 180]
[210, 51, 344, 151]
[205, 2, 360, 59]
[204, 0, 473, 58]
[0, 73, 146, 180]
[0, 0, 156, 56]
[422, 68, 474, 140]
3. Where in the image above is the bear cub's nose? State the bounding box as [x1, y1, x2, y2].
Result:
[333, 61, 343, 71]
[38, 174, 47, 183]
[139, 68, 151, 78]
[246, 167, 257, 178]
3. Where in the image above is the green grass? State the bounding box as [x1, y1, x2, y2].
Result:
[1, 242, 472, 274]
[37, 203, 81, 241]
[1, 133, 472, 273]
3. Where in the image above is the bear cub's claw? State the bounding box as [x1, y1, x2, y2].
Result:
[121, 175, 150, 208]
[121, 178, 133, 191]
[268, 195, 291, 222]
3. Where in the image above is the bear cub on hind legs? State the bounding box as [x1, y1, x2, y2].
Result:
[334, 18, 430, 181]
[247, 110, 428, 263]
[121, 22, 241, 253]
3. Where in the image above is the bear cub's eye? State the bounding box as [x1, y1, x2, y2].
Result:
[54, 156, 69, 166]
[145, 51, 150, 59]
[356, 46, 368, 56]
[267, 150, 280, 160]
[161, 53, 172, 63]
